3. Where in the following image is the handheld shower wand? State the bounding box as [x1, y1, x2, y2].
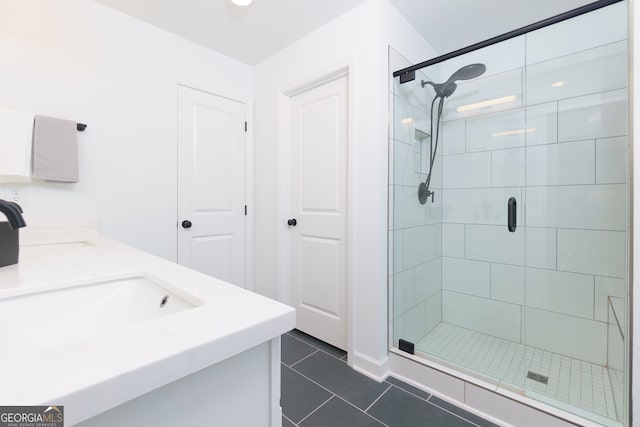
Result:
[417, 63, 486, 204]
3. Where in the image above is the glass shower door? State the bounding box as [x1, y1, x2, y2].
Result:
[432, 37, 528, 390]
[390, 2, 630, 426]
[521, 4, 628, 426]
[391, 36, 529, 388]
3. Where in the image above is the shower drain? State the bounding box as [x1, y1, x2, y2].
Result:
[527, 371, 549, 384]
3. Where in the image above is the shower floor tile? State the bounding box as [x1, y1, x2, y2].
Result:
[415, 323, 623, 424]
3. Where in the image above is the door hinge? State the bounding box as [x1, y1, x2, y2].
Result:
[244, 205, 247, 216]
[244, 121, 247, 132]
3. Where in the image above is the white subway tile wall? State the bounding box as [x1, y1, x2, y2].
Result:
[442, 119, 466, 155]
[491, 263, 525, 305]
[596, 136, 627, 184]
[443, 69, 523, 121]
[435, 24, 628, 368]
[402, 224, 441, 270]
[492, 147, 525, 187]
[525, 102, 558, 146]
[466, 107, 526, 152]
[393, 139, 416, 186]
[594, 276, 626, 322]
[393, 184, 428, 229]
[525, 227, 557, 270]
[442, 257, 490, 297]
[425, 292, 443, 336]
[524, 0, 627, 65]
[439, 35, 525, 84]
[393, 268, 415, 318]
[525, 308, 607, 365]
[525, 141, 595, 186]
[524, 268, 594, 319]
[525, 185, 626, 231]
[557, 89, 627, 142]
[390, 5, 628, 425]
[608, 296, 625, 372]
[442, 187, 522, 225]
[390, 49, 443, 347]
[441, 223, 465, 257]
[442, 151, 491, 188]
[465, 224, 525, 265]
[393, 300, 427, 345]
[609, 323, 624, 372]
[442, 291, 521, 342]
[414, 257, 442, 302]
[525, 41, 627, 106]
[557, 229, 626, 278]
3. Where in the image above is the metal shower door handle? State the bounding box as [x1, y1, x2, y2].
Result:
[508, 197, 517, 232]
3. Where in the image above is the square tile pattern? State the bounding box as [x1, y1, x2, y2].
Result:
[416, 323, 624, 424]
[282, 329, 499, 427]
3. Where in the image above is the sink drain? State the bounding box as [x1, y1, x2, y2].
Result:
[160, 295, 169, 308]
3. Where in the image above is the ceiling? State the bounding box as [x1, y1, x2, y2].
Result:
[94, 0, 368, 65]
[95, 0, 599, 65]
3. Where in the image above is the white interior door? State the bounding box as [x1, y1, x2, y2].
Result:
[289, 76, 348, 350]
[177, 85, 246, 287]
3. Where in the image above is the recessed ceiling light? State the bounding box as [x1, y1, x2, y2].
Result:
[231, 0, 253, 6]
[551, 81, 565, 87]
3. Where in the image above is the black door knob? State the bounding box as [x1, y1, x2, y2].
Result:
[287, 218, 297, 226]
[181, 220, 192, 229]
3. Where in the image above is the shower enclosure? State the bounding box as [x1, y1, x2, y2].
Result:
[389, 1, 630, 426]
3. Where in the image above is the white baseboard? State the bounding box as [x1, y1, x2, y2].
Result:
[350, 351, 389, 382]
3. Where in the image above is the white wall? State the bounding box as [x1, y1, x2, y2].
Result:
[0, 0, 253, 260]
[632, 0, 639, 424]
[254, 0, 435, 378]
[254, 0, 383, 375]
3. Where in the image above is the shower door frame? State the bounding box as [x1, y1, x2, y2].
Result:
[390, 1, 633, 426]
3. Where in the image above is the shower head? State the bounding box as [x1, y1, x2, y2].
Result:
[448, 63, 487, 83]
[421, 63, 486, 98]
[416, 63, 486, 205]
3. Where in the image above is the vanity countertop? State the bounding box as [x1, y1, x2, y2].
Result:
[0, 226, 295, 425]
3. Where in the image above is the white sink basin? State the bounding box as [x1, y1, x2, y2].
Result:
[0, 276, 200, 359]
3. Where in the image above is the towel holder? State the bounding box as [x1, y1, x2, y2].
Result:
[76, 123, 87, 132]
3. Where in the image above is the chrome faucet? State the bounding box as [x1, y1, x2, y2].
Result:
[0, 199, 26, 229]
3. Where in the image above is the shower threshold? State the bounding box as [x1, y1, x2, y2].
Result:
[413, 323, 623, 426]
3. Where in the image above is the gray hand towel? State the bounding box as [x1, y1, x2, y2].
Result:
[32, 115, 79, 183]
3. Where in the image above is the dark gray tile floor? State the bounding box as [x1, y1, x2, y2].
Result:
[281, 329, 500, 427]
